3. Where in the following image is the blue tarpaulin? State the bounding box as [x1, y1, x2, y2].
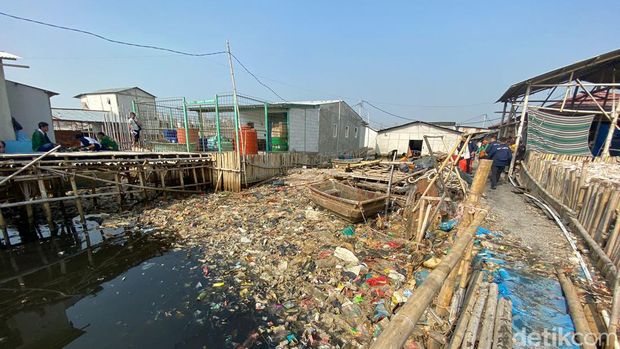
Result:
[473, 227, 579, 349]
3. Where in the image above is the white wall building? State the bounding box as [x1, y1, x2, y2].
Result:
[376, 121, 463, 156]
[363, 126, 378, 153]
[74, 87, 156, 118]
[235, 100, 366, 155]
[6, 80, 58, 142]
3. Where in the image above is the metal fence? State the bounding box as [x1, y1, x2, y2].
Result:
[133, 94, 272, 153]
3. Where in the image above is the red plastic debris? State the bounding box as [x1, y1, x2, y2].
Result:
[365, 276, 389, 287]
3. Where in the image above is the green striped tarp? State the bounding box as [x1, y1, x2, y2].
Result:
[526, 109, 593, 155]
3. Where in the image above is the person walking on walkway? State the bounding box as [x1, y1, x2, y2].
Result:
[486, 137, 512, 189]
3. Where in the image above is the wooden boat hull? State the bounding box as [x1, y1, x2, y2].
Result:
[308, 180, 388, 222]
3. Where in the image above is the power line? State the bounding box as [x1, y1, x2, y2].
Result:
[231, 53, 287, 102]
[0, 11, 227, 57]
[1, 10, 288, 101]
[362, 100, 418, 122]
[362, 100, 494, 108]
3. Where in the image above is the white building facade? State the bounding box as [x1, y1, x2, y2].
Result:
[75, 87, 156, 118]
[376, 121, 462, 156]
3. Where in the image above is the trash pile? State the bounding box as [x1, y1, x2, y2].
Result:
[139, 170, 458, 348]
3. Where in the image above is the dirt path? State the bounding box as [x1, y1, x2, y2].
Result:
[482, 180, 577, 274]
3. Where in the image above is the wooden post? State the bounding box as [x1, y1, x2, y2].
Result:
[493, 298, 513, 349]
[557, 270, 596, 349]
[70, 175, 91, 248]
[0, 209, 9, 247]
[478, 283, 499, 349]
[509, 83, 531, 176]
[37, 178, 57, 237]
[606, 274, 620, 349]
[462, 282, 489, 348]
[467, 159, 493, 206]
[137, 167, 148, 200]
[498, 101, 508, 137]
[603, 73, 618, 157]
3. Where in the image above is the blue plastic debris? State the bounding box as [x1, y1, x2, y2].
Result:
[415, 269, 430, 286]
[439, 219, 458, 232]
[373, 300, 390, 321]
[473, 248, 507, 266]
[475, 226, 501, 238]
[494, 267, 579, 349]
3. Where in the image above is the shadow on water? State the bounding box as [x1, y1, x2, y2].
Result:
[0, 219, 265, 349]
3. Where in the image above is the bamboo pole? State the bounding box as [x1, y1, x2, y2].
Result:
[461, 282, 489, 348]
[69, 175, 91, 248]
[447, 272, 484, 349]
[607, 274, 620, 349]
[557, 270, 596, 349]
[492, 298, 513, 349]
[478, 282, 499, 349]
[409, 135, 471, 214]
[436, 257, 461, 317]
[0, 209, 9, 247]
[0, 144, 61, 187]
[37, 178, 56, 237]
[369, 209, 488, 349]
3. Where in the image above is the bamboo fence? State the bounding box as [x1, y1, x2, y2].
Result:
[523, 151, 620, 271]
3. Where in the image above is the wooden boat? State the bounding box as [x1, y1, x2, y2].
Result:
[308, 179, 388, 222]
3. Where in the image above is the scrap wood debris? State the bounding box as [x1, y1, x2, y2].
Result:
[138, 169, 460, 348]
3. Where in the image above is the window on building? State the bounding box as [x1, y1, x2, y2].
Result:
[333, 123, 338, 138]
[345, 126, 350, 138]
[354, 127, 359, 138]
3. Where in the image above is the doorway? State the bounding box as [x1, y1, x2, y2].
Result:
[408, 139, 423, 156]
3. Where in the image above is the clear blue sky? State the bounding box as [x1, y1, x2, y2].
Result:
[2, 0, 619, 129]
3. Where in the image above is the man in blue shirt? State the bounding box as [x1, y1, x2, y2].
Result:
[485, 136, 513, 189]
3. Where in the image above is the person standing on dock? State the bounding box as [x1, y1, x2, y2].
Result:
[485, 136, 512, 189]
[31, 122, 56, 152]
[97, 132, 119, 151]
[128, 112, 142, 146]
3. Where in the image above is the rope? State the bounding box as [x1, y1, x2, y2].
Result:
[408, 167, 464, 190]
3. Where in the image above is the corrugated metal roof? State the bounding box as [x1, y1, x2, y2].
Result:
[498, 48, 620, 102]
[378, 121, 463, 134]
[6, 80, 58, 96]
[0, 51, 20, 60]
[74, 87, 156, 98]
[51, 108, 109, 122]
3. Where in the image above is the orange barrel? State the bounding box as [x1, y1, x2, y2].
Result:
[177, 128, 199, 145]
[238, 125, 258, 154]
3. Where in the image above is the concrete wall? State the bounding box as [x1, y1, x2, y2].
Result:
[376, 124, 461, 155]
[288, 107, 319, 152]
[6, 81, 55, 142]
[80, 88, 155, 119]
[364, 127, 378, 153]
[317, 102, 366, 156]
[0, 68, 14, 141]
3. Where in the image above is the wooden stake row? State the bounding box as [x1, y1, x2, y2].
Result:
[525, 151, 620, 266]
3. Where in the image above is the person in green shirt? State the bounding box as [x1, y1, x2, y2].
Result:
[97, 132, 119, 151]
[31, 122, 56, 152]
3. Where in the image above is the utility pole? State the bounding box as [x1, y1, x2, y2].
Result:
[226, 40, 245, 188]
[482, 113, 488, 128]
